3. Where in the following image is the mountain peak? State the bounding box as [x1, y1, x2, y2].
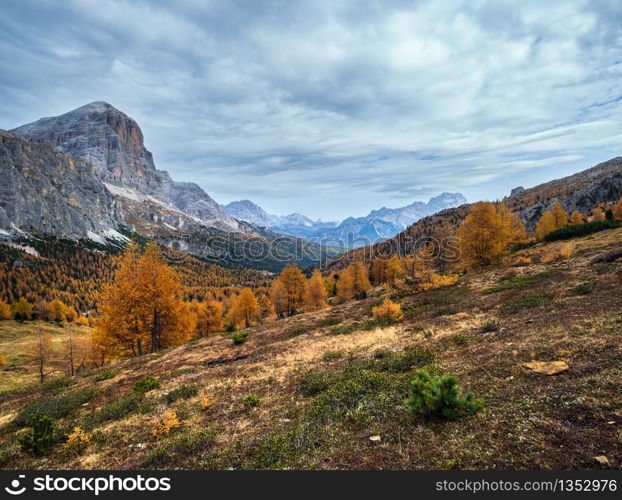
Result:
[73, 101, 117, 114]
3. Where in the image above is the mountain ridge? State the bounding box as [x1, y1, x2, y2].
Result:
[222, 193, 467, 248]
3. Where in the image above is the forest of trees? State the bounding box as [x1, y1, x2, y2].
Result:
[2, 194, 621, 378]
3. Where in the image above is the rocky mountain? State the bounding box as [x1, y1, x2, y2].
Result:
[224, 193, 466, 248]
[0, 129, 121, 237]
[1, 103, 340, 271]
[10, 102, 241, 233]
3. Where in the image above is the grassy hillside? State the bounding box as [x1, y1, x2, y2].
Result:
[0, 228, 621, 470]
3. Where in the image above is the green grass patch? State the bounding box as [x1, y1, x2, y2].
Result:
[322, 350, 344, 362]
[92, 369, 119, 382]
[482, 271, 557, 294]
[568, 282, 597, 296]
[81, 392, 153, 428]
[162, 384, 198, 405]
[499, 291, 555, 315]
[14, 387, 101, 426]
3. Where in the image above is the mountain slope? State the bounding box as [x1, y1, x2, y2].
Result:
[327, 157, 622, 269]
[1, 227, 620, 469]
[0, 130, 121, 236]
[11, 102, 241, 233]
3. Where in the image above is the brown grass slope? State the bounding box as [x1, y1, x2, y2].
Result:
[0, 229, 621, 470]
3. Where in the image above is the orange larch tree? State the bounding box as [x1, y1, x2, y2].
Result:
[303, 269, 328, 311]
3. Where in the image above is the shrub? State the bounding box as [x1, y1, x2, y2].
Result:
[81, 392, 152, 428]
[297, 371, 335, 396]
[541, 242, 574, 263]
[481, 319, 500, 333]
[18, 415, 55, 455]
[405, 370, 483, 420]
[419, 273, 459, 291]
[14, 388, 100, 426]
[482, 271, 556, 294]
[316, 317, 342, 327]
[133, 376, 160, 393]
[499, 291, 554, 315]
[451, 333, 469, 347]
[371, 299, 403, 322]
[0, 354, 6, 366]
[329, 322, 360, 335]
[92, 369, 118, 382]
[434, 306, 457, 316]
[151, 411, 181, 438]
[232, 331, 250, 345]
[568, 282, 597, 296]
[544, 220, 620, 241]
[64, 427, 92, 455]
[322, 350, 344, 362]
[512, 255, 532, 267]
[199, 394, 213, 410]
[162, 384, 198, 405]
[243, 395, 261, 409]
[225, 323, 237, 333]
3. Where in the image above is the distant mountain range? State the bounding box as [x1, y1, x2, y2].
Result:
[222, 193, 467, 248]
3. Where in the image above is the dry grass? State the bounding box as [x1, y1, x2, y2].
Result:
[0, 228, 621, 470]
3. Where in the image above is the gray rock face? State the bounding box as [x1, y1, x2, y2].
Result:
[0, 130, 120, 236]
[11, 102, 241, 232]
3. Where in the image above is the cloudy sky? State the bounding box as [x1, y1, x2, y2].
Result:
[1, 0, 621, 220]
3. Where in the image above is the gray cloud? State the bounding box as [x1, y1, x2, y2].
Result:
[1, 0, 621, 220]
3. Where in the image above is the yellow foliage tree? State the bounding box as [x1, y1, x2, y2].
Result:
[50, 299, 68, 323]
[534, 211, 556, 240]
[226, 288, 260, 328]
[96, 243, 194, 358]
[613, 197, 622, 221]
[549, 201, 569, 229]
[11, 297, 33, 322]
[569, 210, 585, 225]
[535, 201, 569, 240]
[371, 299, 403, 322]
[458, 202, 526, 267]
[197, 300, 224, 336]
[384, 255, 407, 284]
[274, 264, 306, 316]
[270, 279, 289, 318]
[0, 300, 10, 320]
[337, 261, 371, 299]
[591, 207, 606, 222]
[303, 270, 328, 311]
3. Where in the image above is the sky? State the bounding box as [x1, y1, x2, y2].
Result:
[1, 0, 621, 221]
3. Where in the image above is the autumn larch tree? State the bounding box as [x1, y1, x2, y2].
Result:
[458, 202, 526, 267]
[50, 299, 68, 324]
[569, 210, 585, 225]
[270, 279, 289, 318]
[31, 322, 54, 384]
[535, 201, 569, 239]
[197, 300, 224, 336]
[591, 207, 606, 222]
[11, 297, 33, 322]
[274, 264, 306, 316]
[96, 243, 194, 358]
[227, 288, 260, 328]
[303, 269, 328, 311]
[338, 261, 371, 299]
[0, 300, 10, 320]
